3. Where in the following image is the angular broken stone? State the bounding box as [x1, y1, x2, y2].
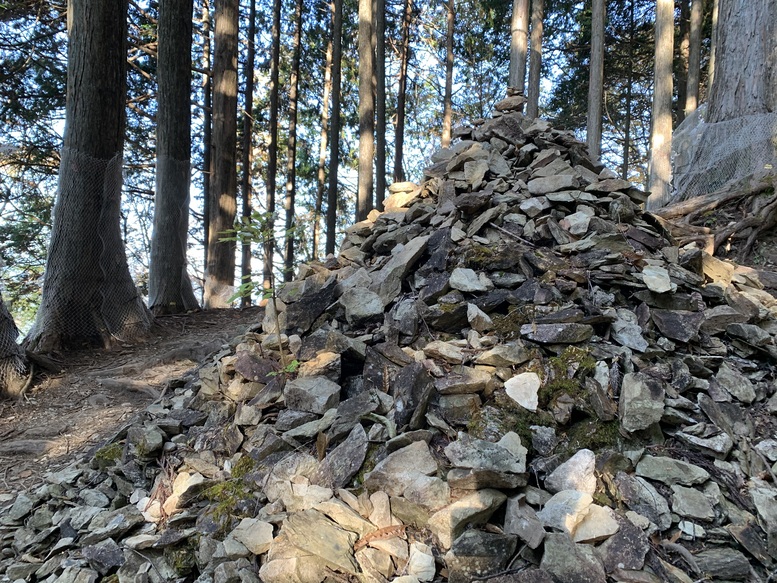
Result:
[536, 490, 593, 535]
[504, 371, 541, 411]
[635, 455, 710, 486]
[427, 489, 507, 548]
[520, 323, 593, 344]
[283, 376, 341, 414]
[364, 440, 438, 497]
[544, 449, 596, 495]
[444, 432, 527, 475]
[619, 372, 665, 432]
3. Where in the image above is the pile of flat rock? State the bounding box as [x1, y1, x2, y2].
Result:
[5, 99, 777, 583]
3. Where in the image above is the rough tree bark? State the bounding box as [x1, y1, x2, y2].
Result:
[526, 0, 543, 119]
[283, 0, 303, 282]
[0, 292, 27, 398]
[204, 0, 239, 308]
[393, 0, 412, 184]
[264, 0, 282, 289]
[646, 0, 674, 209]
[313, 1, 333, 259]
[509, 0, 529, 92]
[356, 0, 374, 221]
[375, 0, 386, 210]
[239, 0, 256, 307]
[201, 0, 212, 276]
[326, 0, 343, 255]
[676, 0, 690, 125]
[149, 0, 199, 315]
[684, 0, 702, 116]
[586, 0, 605, 160]
[441, 0, 454, 148]
[26, 0, 152, 351]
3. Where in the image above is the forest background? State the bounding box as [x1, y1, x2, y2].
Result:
[0, 0, 744, 336]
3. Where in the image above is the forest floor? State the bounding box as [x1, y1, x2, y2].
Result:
[0, 305, 263, 498]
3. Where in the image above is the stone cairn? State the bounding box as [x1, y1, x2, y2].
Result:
[4, 96, 777, 583]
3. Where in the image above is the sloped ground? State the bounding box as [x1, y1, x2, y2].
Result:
[0, 306, 263, 496]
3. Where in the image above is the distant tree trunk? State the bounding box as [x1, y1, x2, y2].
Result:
[204, 0, 239, 308]
[646, 0, 674, 209]
[357, 0, 374, 221]
[706, 0, 775, 123]
[621, 0, 635, 180]
[326, 0, 343, 255]
[375, 0, 386, 209]
[284, 0, 303, 282]
[149, 0, 199, 315]
[26, 0, 152, 351]
[684, 0, 702, 116]
[393, 0, 412, 184]
[707, 0, 719, 89]
[201, 0, 212, 279]
[313, 5, 333, 260]
[239, 0, 256, 307]
[587, 0, 605, 160]
[676, 0, 690, 125]
[526, 0, 543, 119]
[264, 0, 282, 289]
[0, 292, 27, 399]
[509, 0, 529, 92]
[441, 0, 454, 148]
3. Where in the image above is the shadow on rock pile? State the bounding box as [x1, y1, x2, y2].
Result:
[4, 97, 777, 583]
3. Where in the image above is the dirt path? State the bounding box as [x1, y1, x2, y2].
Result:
[0, 306, 263, 496]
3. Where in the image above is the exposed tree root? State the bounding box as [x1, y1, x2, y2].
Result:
[652, 176, 776, 260]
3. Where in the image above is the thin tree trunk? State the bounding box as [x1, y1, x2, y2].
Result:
[375, 0, 386, 209]
[239, 0, 256, 307]
[647, 0, 674, 209]
[685, 0, 702, 116]
[621, 0, 634, 180]
[313, 3, 333, 260]
[26, 0, 152, 351]
[441, 0, 454, 148]
[707, 0, 719, 89]
[201, 0, 212, 284]
[0, 292, 27, 398]
[204, 0, 239, 308]
[587, 0, 605, 160]
[326, 0, 342, 255]
[393, 0, 412, 184]
[264, 0, 282, 290]
[149, 0, 198, 314]
[284, 0, 303, 282]
[676, 0, 690, 125]
[357, 0, 374, 221]
[509, 0, 529, 92]
[526, 0, 543, 119]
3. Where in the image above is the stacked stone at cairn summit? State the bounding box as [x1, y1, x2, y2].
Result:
[3, 98, 777, 583]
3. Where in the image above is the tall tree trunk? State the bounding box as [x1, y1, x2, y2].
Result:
[201, 0, 212, 281]
[707, 0, 775, 122]
[0, 292, 27, 398]
[685, 0, 702, 116]
[393, 0, 412, 184]
[357, 0, 374, 221]
[509, 0, 529, 92]
[264, 0, 282, 290]
[646, 0, 674, 209]
[676, 0, 690, 125]
[375, 0, 386, 209]
[621, 0, 635, 180]
[313, 3, 333, 260]
[707, 0, 719, 89]
[587, 0, 605, 160]
[239, 0, 256, 307]
[526, 0, 543, 119]
[284, 0, 303, 282]
[149, 0, 199, 315]
[441, 0, 454, 148]
[26, 0, 152, 351]
[204, 0, 239, 308]
[326, 0, 343, 255]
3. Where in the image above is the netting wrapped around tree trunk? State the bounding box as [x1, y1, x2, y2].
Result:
[26, 148, 152, 351]
[0, 291, 27, 398]
[671, 105, 777, 203]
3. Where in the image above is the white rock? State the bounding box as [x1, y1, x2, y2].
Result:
[573, 505, 619, 543]
[407, 542, 436, 581]
[504, 372, 541, 411]
[536, 490, 593, 535]
[449, 267, 491, 293]
[423, 340, 465, 364]
[467, 303, 493, 332]
[641, 265, 674, 294]
[545, 449, 597, 495]
[229, 518, 274, 555]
